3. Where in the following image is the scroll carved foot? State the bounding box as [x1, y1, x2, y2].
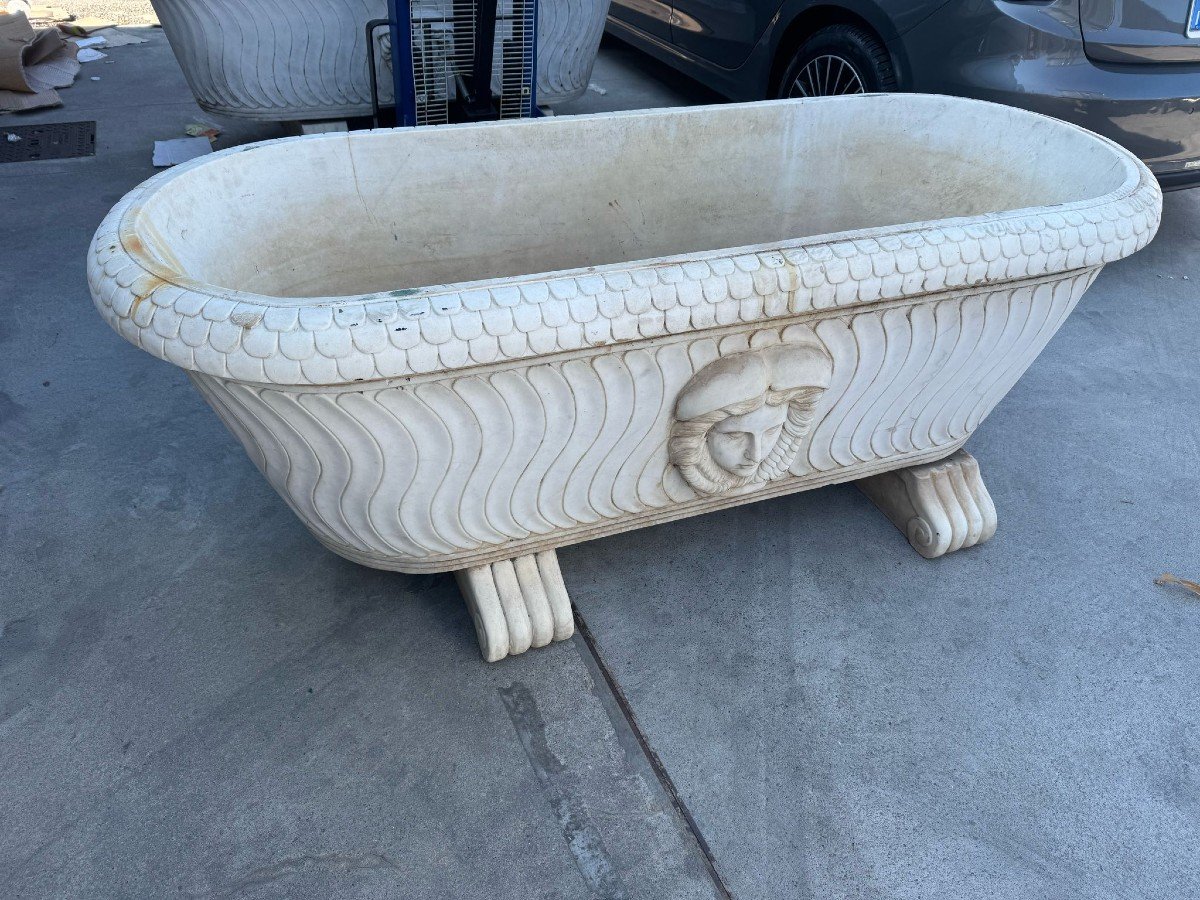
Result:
[857, 450, 997, 559]
[455, 550, 575, 662]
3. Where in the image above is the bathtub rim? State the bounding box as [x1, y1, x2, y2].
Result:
[89, 95, 1161, 387]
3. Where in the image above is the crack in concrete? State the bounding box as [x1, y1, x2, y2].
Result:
[572, 610, 734, 900]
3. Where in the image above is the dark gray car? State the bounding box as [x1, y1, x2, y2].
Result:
[607, 0, 1200, 189]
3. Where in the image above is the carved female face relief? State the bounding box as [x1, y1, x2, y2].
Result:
[707, 402, 789, 477]
[669, 332, 833, 495]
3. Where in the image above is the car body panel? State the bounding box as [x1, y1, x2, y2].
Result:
[607, 0, 1200, 184]
[605, 13, 762, 96]
[669, 0, 767, 68]
[665, 0, 942, 70]
[902, 0, 1200, 177]
[607, 0, 934, 97]
[614, 0, 674, 40]
[1080, 0, 1200, 64]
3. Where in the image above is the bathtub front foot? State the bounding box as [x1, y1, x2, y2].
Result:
[455, 550, 575, 662]
[857, 450, 997, 559]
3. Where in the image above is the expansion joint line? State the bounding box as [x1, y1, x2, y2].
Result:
[572, 607, 735, 900]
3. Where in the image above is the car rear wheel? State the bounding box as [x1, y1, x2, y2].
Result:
[776, 25, 897, 99]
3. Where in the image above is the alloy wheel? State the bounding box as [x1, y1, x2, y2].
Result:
[787, 54, 866, 97]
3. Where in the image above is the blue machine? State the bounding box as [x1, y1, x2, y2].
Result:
[382, 0, 538, 126]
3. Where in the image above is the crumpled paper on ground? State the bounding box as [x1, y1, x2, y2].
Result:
[90, 27, 146, 47]
[0, 10, 79, 113]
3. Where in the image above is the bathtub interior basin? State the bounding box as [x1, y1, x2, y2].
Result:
[130, 95, 1134, 299]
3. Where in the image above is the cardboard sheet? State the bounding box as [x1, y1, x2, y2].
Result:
[152, 136, 213, 167]
[0, 10, 78, 113]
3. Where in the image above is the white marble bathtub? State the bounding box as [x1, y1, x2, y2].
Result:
[149, 0, 610, 120]
[89, 96, 1161, 659]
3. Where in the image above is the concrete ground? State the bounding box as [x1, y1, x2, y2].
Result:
[2, 26, 1198, 900]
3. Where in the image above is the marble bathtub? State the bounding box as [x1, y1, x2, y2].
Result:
[89, 97, 1161, 660]
[149, 0, 610, 121]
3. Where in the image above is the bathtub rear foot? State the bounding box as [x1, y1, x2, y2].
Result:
[455, 550, 575, 662]
[857, 450, 997, 559]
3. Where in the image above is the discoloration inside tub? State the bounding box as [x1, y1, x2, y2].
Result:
[127, 98, 1133, 300]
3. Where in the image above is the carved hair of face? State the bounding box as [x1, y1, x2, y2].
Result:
[669, 336, 834, 495]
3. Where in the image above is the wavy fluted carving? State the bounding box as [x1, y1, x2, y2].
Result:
[149, 0, 609, 120]
[188, 271, 1095, 571]
[534, 0, 607, 102]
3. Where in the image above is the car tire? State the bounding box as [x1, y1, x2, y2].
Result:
[775, 25, 897, 99]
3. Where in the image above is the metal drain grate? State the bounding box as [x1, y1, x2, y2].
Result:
[0, 121, 96, 164]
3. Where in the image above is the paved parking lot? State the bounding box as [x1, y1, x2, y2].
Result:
[2, 29, 1199, 900]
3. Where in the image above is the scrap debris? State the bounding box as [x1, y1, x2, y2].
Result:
[184, 121, 220, 139]
[56, 16, 114, 34]
[0, 5, 150, 113]
[1155, 573, 1200, 599]
[0, 10, 79, 112]
[152, 136, 212, 167]
[154, 120, 221, 166]
[88, 27, 145, 46]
